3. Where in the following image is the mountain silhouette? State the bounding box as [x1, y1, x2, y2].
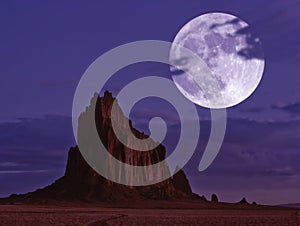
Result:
[2, 91, 204, 204]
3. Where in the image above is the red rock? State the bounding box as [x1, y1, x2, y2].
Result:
[172, 166, 193, 195]
[3, 91, 203, 203]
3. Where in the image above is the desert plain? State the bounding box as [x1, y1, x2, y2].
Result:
[0, 202, 299, 226]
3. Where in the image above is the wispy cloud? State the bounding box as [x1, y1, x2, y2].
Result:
[238, 107, 265, 113]
[180, 116, 300, 180]
[0, 115, 74, 172]
[0, 162, 22, 167]
[0, 170, 50, 174]
[264, 167, 295, 176]
[272, 101, 300, 115]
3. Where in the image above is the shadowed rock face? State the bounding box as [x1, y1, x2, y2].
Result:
[172, 166, 193, 195]
[62, 146, 197, 202]
[4, 91, 202, 203]
[238, 197, 249, 205]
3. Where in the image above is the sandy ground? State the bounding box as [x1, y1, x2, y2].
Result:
[0, 204, 299, 226]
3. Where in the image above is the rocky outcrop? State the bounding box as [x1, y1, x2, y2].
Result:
[4, 91, 202, 203]
[211, 194, 219, 202]
[238, 197, 249, 204]
[172, 166, 193, 195]
[80, 91, 171, 186]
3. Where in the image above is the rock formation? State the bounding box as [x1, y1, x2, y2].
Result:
[172, 166, 193, 195]
[211, 194, 219, 202]
[4, 91, 202, 203]
[238, 197, 249, 204]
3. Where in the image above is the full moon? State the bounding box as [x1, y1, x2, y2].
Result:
[169, 12, 265, 109]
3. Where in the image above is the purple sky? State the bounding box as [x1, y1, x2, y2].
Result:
[0, 0, 299, 205]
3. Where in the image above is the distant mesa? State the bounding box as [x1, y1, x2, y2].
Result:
[2, 91, 203, 204]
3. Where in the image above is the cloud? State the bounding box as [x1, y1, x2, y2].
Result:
[238, 107, 265, 113]
[0, 111, 299, 203]
[212, 0, 300, 62]
[130, 109, 300, 185]
[252, 1, 300, 61]
[158, 115, 300, 179]
[272, 102, 300, 115]
[0, 115, 75, 172]
[264, 167, 295, 176]
[0, 162, 21, 167]
[0, 170, 50, 174]
[0, 115, 75, 197]
[131, 110, 300, 178]
[182, 115, 300, 204]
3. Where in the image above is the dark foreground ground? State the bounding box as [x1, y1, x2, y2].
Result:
[0, 203, 299, 226]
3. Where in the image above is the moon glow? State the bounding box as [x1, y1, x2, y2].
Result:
[170, 13, 265, 109]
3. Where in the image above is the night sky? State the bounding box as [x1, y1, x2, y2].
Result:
[0, 0, 299, 205]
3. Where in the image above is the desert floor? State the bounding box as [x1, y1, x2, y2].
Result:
[0, 204, 299, 226]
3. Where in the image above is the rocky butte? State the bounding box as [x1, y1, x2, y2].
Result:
[4, 91, 204, 204]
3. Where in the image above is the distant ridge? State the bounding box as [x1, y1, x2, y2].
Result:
[280, 203, 300, 208]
